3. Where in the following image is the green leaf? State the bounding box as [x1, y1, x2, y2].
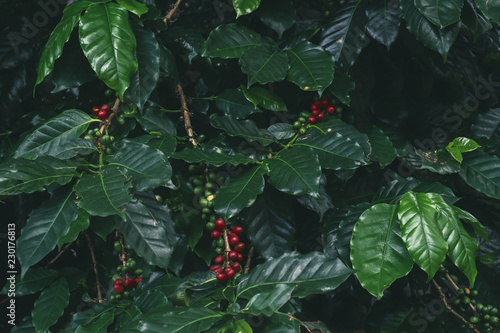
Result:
[203, 23, 265, 59]
[414, 0, 464, 28]
[267, 123, 295, 140]
[137, 108, 177, 136]
[397, 192, 448, 281]
[233, 0, 261, 18]
[240, 46, 289, 87]
[361, 125, 396, 168]
[79, 3, 138, 100]
[75, 312, 114, 333]
[134, 290, 168, 313]
[172, 148, 255, 167]
[159, 46, 179, 81]
[242, 187, 295, 258]
[446, 137, 481, 163]
[471, 108, 500, 139]
[107, 140, 171, 191]
[0, 157, 78, 195]
[210, 114, 277, 146]
[257, 0, 296, 38]
[452, 206, 488, 242]
[287, 41, 335, 93]
[244, 284, 294, 316]
[52, 139, 97, 160]
[57, 209, 90, 250]
[117, 198, 176, 269]
[125, 28, 160, 111]
[460, 150, 500, 199]
[327, 70, 355, 106]
[366, 0, 403, 48]
[293, 121, 368, 170]
[266, 146, 321, 197]
[462, 0, 493, 41]
[14, 109, 94, 159]
[138, 307, 223, 333]
[320, 0, 368, 68]
[427, 193, 478, 286]
[116, 0, 148, 17]
[237, 251, 353, 299]
[400, 0, 459, 60]
[75, 165, 133, 219]
[242, 86, 288, 111]
[350, 204, 414, 299]
[17, 188, 78, 277]
[32, 278, 70, 332]
[34, 1, 93, 91]
[417, 149, 461, 174]
[215, 88, 260, 119]
[1, 268, 57, 297]
[214, 164, 269, 220]
[474, 0, 500, 24]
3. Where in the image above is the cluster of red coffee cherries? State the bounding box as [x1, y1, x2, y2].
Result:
[92, 104, 110, 120]
[113, 276, 143, 295]
[208, 218, 245, 282]
[308, 99, 338, 124]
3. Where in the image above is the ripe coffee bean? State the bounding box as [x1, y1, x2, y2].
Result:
[225, 268, 235, 279]
[313, 100, 321, 107]
[326, 105, 335, 114]
[92, 106, 100, 115]
[321, 99, 329, 106]
[98, 110, 107, 120]
[215, 218, 225, 230]
[133, 277, 143, 288]
[234, 242, 245, 252]
[211, 230, 221, 239]
[113, 284, 124, 294]
[237, 253, 243, 261]
[216, 273, 226, 282]
[232, 262, 241, 272]
[310, 104, 318, 111]
[101, 104, 110, 112]
[317, 113, 325, 120]
[214, 255, 225, 265]
[232, 226, 243, 235]
[311, 109, 320, 117]
[114, 279, 124, 286]
[229, 233, 239, 244]
[125, 278, 135, 289]
[210, 265, 223, 274]
[308, 116, 317, 124]
[228, 251, 238, 261]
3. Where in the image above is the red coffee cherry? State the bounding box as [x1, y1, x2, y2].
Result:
[114, 279, 124, 286]
[97, 109, 107, 120]
[214, 218, 225, 230]
[124, 278, 135, 290]
[311, 109, 320, 117]
[134, 277, 143, 288]
[308, 116, 317, 124]
[210, 265, 223, 274]
[225, 268, 235, 279]
[216, 273, 226, 282]
[326, 105, 335, 114]
[232, 226, 243, 235]
[113, 284, 124, 294]
[92, 106, 100, 115]
[317, 113, 325, 120]
[232, 262, 241, 272]
[101, 104, 110, 112]
[210, 230, 221, 239]
[236, 253, 243, 261]
[321, 99, 330, 107]
[234, 242, 245, 252]
[228, 251, 238, 261]
[214, 255, 225, 265]
[228, 233, 239, 244]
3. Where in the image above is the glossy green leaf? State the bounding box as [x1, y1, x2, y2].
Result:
[215, 88, 260, 119]
[400, 0, 459, 59]
[297, 174, 334, 221]
[15, 109, 94, 159]
[137, 108, 177, 136]
[242, 86, 287, 111]
[474, 0, 500, 24]
[398, 192, 448, 281]
[452, 206, 488, 242]
[242, 187, 295, 258]
[75, 312, 114, 333]
[471, 108, 500, 139]
[34, 1, 93, 91]
[460, 150, 500, 199]
[445, 137, 481, 163]
[210, 114, 277, 146]
[427, 193, 478, 286]
[327, 70, 355, 106]
[351, 204, 414, 299]
[257, 0, 296, 38]
[414, 0, 463, 28]
[237, 251, 353, 299]
[117, 198, 176, 269]
[138, 307, 222, 332]
[233, 0, 261, 18]
[361, 125, 396, 167]
[267, 123, 295, 140]
[287, 41, 335, 93]
[79, 3, 138, 100]
[74, 165, 133, 219]
[52, 139, 97, 159]
[116, 0, 148, 17]
[320, 0, 368, 68]
[159, 46, 179, 81]
[125, 28, 159, 110]
[240, 46, 289, 87]
[0, 157, 78, 196]
[266, 146, 321, 197]
[203, 23, 264, 59]
[462, 0, 493, 41]
[1, 268, 57, 297]
[32, 278, 70, 332]
[107, 140, 171, 191]
[214, 164, 269, 219]
[17, 188, 78, 277]
[172, 148, 255, 167]
[134, 290, 168, 313]
[244, 284, 294, 316]
[57, 209, 90, 249]
[366, 0, 403, 48]
[293, 121, 368, 170]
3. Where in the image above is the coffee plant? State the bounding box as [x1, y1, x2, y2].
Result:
[1, 0, 500, 332]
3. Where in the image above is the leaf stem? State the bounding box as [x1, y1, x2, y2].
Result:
[85, 231, 104, 302]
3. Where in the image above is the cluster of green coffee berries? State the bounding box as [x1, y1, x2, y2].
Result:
[84, 128, 115, 146]
[188, 163, 226, 221]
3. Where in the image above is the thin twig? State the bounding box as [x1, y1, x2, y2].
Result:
[163, 0, 184, 23]
[45, 241, 74, 268]
[431, 279, 480, 333]
[244, 247, 254, 274]
[176, 83, 199, 147]
[118, 233, 128, 277]
[441, 265, 480, 316]
[84, 231, 103, 302]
